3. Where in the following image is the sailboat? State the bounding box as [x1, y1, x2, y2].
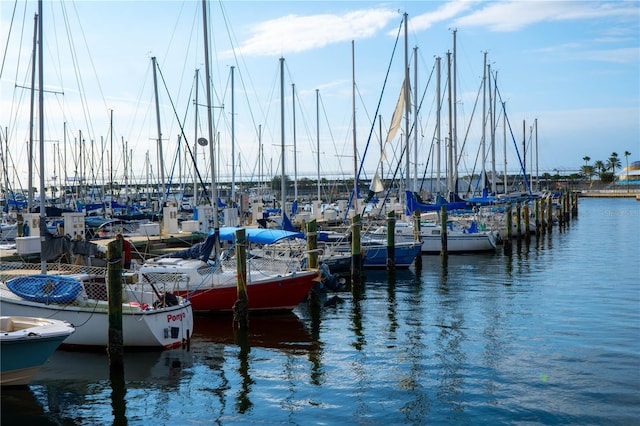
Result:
[366, 24, 497, 255]
[0, 1, 193, 350]
[136, 229, 316, 312]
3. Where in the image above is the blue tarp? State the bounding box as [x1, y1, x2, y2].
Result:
[218, 227, 304, 244]
[161, 233, 216, 261]
[468, 188, 496, 206]
[161, 227, 303, 261]
[405, 190, 467, 214]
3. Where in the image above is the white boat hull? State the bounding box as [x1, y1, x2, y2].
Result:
[418, 227, 497, 253]
[0, 287, 193, 350]
[368, 221, 497, 254]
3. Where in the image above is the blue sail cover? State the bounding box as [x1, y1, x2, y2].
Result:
[281, 213, 296, 232]
[164, 228, 303, 261]
[405, 190, 467, 214]
[467, 188, 496, 206]
[218, 227, 304, 244]
[162, 233, 216, 261]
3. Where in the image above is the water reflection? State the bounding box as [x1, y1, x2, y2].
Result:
[386, 269, 398, 335]
[433, 268, 466, 415]
[5, 200, 636, 424]
[305, 293, 325, 386]
[1, 387, 54, 426]
[24, 348, 193, 424]
[192, 313, 319, 416]
[350, 281, 365, 351]
[33, 348, 193, 386]
[193, 313, 315, 353]
[110, 361, 126, 426]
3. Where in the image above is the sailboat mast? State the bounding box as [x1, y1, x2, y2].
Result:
[63, 122, 67, 208]
[38, 0, 45, 273]
[379, 114, 383, 199]
[110, 109, 113, 201]
[202, 0, 219, 255]
[522, 119, 526, 185]
[193, 69, 199, 206]
[446, 51, 453, 195]
[292, 83, 298, 203]
[316, 89, 320, 202]
[413, 45, 418, 194]
[351, 40, 358, 215]
[280, 57, 286, 215]
[482, 51, 487, 193]
[258, 124, 262, 194]
[230, 65, 236, 203]
[28, 12, 38, 213]
[436, 56, 442, 194]
[503, 102, 507, 194]
[151, 56, 166, 207]
[529, 124, 533, 192]
[535, 118, 539, 192]
[489, 64, 497, 194]
[403, 13, 410, 195]
[452, 29, 458, 196]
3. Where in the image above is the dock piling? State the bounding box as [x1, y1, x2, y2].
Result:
[440, 205, 448, 265]
[107, 238, 124, 365]
[387, 211, 396, 270]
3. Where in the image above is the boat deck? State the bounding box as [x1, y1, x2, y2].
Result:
[0, 231, 205, 265]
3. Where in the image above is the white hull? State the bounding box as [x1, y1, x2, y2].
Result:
[419, 231, 497, 253]
[368, 221, 497, 254]
[0, 286, 193, 350]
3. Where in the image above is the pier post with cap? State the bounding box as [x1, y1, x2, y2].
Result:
[233, 228, 249, 330]
[386, 211, 396, 270]
[504, 202, 513, 255]
[351, 214, 363, 284]
[107, 238, 124, 365]
[413, 209, 422, 270]
[440, 205, 448, 264]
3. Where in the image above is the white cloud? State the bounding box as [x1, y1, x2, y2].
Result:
[228, 8, 398, 58]
[407, 0, 478, 33]
[453, 1, 639, 32]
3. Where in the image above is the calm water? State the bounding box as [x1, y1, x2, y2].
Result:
[2, 197, 639, 425]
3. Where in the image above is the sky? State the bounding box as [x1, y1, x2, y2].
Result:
[1, 0, 639, 194]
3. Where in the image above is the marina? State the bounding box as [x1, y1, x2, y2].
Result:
[1, 1, 638, 423]
[1, 197, 638, 424]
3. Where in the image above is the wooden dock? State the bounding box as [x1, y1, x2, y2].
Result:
[0, 231, 205, 264]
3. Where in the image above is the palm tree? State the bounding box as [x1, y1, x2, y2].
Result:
[582, 155, 591, 166]
[581, 165, 595, 186]
[607, 152, 621, 183]
[624, 150, 631, 191]
[594, 160, 605, 181]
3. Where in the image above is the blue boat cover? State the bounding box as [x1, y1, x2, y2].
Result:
[218, 227, 304, 244]
[6, 274, 83, 304]
[405, 190, 468, 214]
[163, 227, 304, 261]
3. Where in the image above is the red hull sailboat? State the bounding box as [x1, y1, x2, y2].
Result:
[137, 228, 317, 313]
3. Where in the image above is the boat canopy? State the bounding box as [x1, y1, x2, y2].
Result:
[218, 227, 304, 244]
[159, 227, 304, 262]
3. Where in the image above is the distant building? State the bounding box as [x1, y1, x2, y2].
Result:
[617, 160, 640, 184]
